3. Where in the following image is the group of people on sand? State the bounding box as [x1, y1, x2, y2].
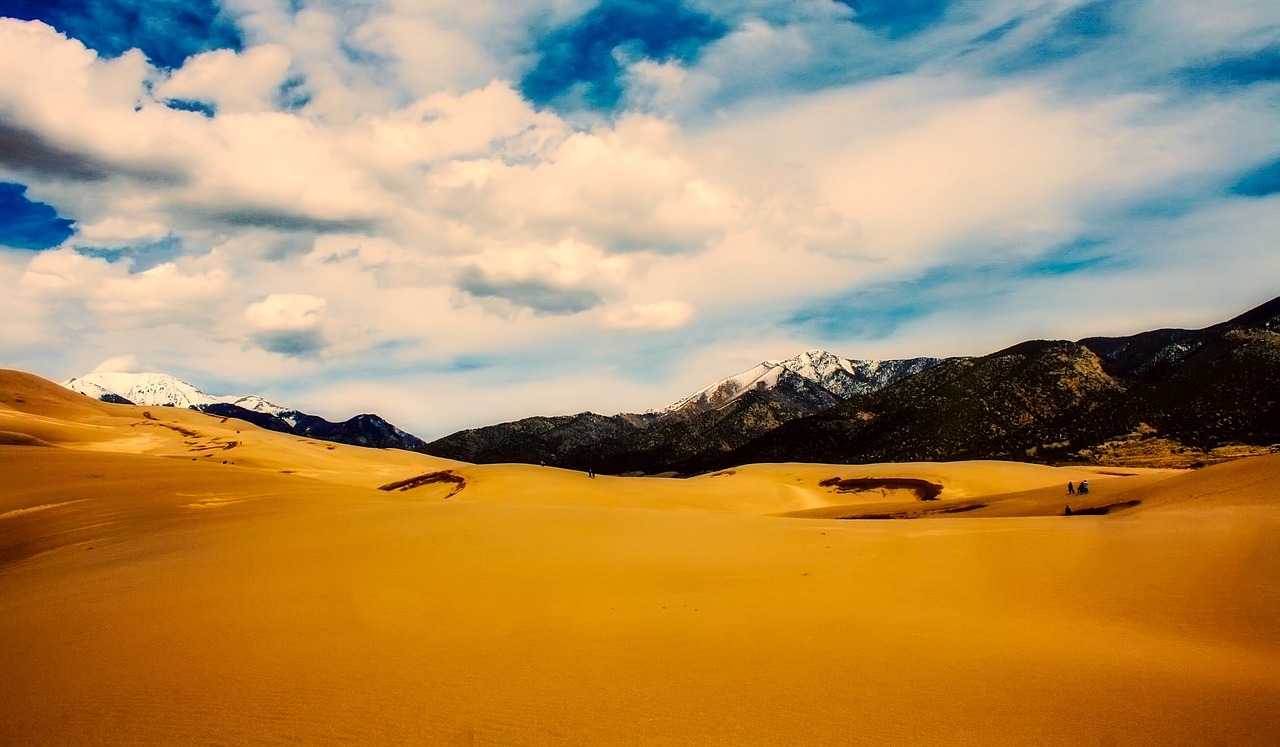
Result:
[1064, 480, 1090, 516]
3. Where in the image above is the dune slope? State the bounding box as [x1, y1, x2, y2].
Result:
[2, 370, 1277, 745]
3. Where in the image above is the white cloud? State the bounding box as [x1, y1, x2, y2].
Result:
[603, 301, 696, 331]
[244, 293, 328, 356]
[695, 74, 1275, 268]
[91, 263, 232, 324]
[155, 44, 292, 113]
[18, 249, 110, 299]
[245, 293, 327, 332]
[424, 114, 739, 257]
[92, 354, 141, 373]
[351, 16, 490, 97]
[18, 249, 231, 328]
[0, 251, 53, 352]
[74, 216, 170, 245]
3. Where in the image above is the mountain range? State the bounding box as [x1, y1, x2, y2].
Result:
[61, 372, 427, 452]
[59, 295, 1280, 472]
[421, 295, 1280, 471]
[655, 350, 942, 417]
[422, 350, 945, 473]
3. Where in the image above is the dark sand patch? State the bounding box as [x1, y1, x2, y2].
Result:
[0, 431, 52, 447]
[838, 503, 989, 520]
[1068, 500, 1142, 516]
[184, 438, 239, 453]
[819, 477, 944, 501]
[135, 417, 201, 439]
[379, 470, 467, 498]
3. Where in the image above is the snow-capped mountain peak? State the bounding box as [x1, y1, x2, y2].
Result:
[656, 350, 943, 416]
[655, 361, 784, 415]
[220, 394, 290, 417]
[59, 371, 427, 453]
[770, 350, 859, 386]
[62, 372, 223, 409]
[60, 376, 119, 402]
[61, 372, 291, 415]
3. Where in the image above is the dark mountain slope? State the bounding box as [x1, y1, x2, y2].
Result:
[561, 390, 808, 473]
[1138, 327, 1280, 447]
[422, 412, 643, 465]
[421, 352, 944, 469]
[288, 412, 429, 451]
[719, 296, 1280, 470]
[720, 341, 1125, 467]
[195, 403, 294, 433]
[1080, 294, 1280, 381]
[191, 405, 426, 450]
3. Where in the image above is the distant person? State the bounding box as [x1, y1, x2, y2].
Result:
[1067, 481, 1075, 495]
[588, 470, 595, 479]
[1079, 480, 1089, 495]
[1064, 505, 1073, 516]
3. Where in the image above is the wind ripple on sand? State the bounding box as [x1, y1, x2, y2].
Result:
[183, 498, 250, 510]
[0, 499, 87, 520]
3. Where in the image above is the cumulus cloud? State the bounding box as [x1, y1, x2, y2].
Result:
[0, 2, 1277, 433]
[244, 293, 328, 356]
[350, 15, 491, 97]
[416, 114, 739, 257]
[0, 118, 119, 183]
[459, 272, 604, 316]
[92, 354, 141, 373]
[604, 301, 696, 331]
[155, 44, 292, 113]
[451, 239, 628, 315]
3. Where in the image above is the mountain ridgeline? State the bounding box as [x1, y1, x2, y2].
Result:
[58, 296, 1280, 471]
[422, 351, 945, 473]
[423, 296, 1280, 471]
[61, 372, 428, 452]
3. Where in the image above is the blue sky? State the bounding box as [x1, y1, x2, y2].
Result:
[0, 182, 76, 249]
[0, 0, 1277, 436]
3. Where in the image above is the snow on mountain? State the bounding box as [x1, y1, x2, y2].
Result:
[58, 371, 426, 452]
[61, 376, 124, 402]
[62, 372, 223, 409]
[221, 394, 290, 417]
[769, 350, 861, 397]
[61, 372, 289, 414]
[658, 362, 787, 415]
[658, 350, 942, 416]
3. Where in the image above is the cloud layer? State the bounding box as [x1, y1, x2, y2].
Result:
[1, 1, 1277, 436]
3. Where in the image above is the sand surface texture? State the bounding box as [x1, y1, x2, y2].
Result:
[2, 369, 1278, 745]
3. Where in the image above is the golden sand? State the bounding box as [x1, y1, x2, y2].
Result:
[2, 369, 1277, 744]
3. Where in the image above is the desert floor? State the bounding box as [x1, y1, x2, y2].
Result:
[2, 369, 1278, 745]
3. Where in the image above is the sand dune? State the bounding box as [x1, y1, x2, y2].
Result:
[2, 369, 1277, 745]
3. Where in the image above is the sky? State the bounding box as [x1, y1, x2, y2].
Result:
[0, 0, 1277, 438]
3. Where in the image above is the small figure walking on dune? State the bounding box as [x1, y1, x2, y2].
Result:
[1067, 481, 1075, 495]
[588, 469, 595, 479]
[1064, 505, 1073, 516]
[1079, 480, 1090, 495]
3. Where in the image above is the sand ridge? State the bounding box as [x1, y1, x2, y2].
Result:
[1, 370, 1188, 518]
[2, 369, 1278, 745]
